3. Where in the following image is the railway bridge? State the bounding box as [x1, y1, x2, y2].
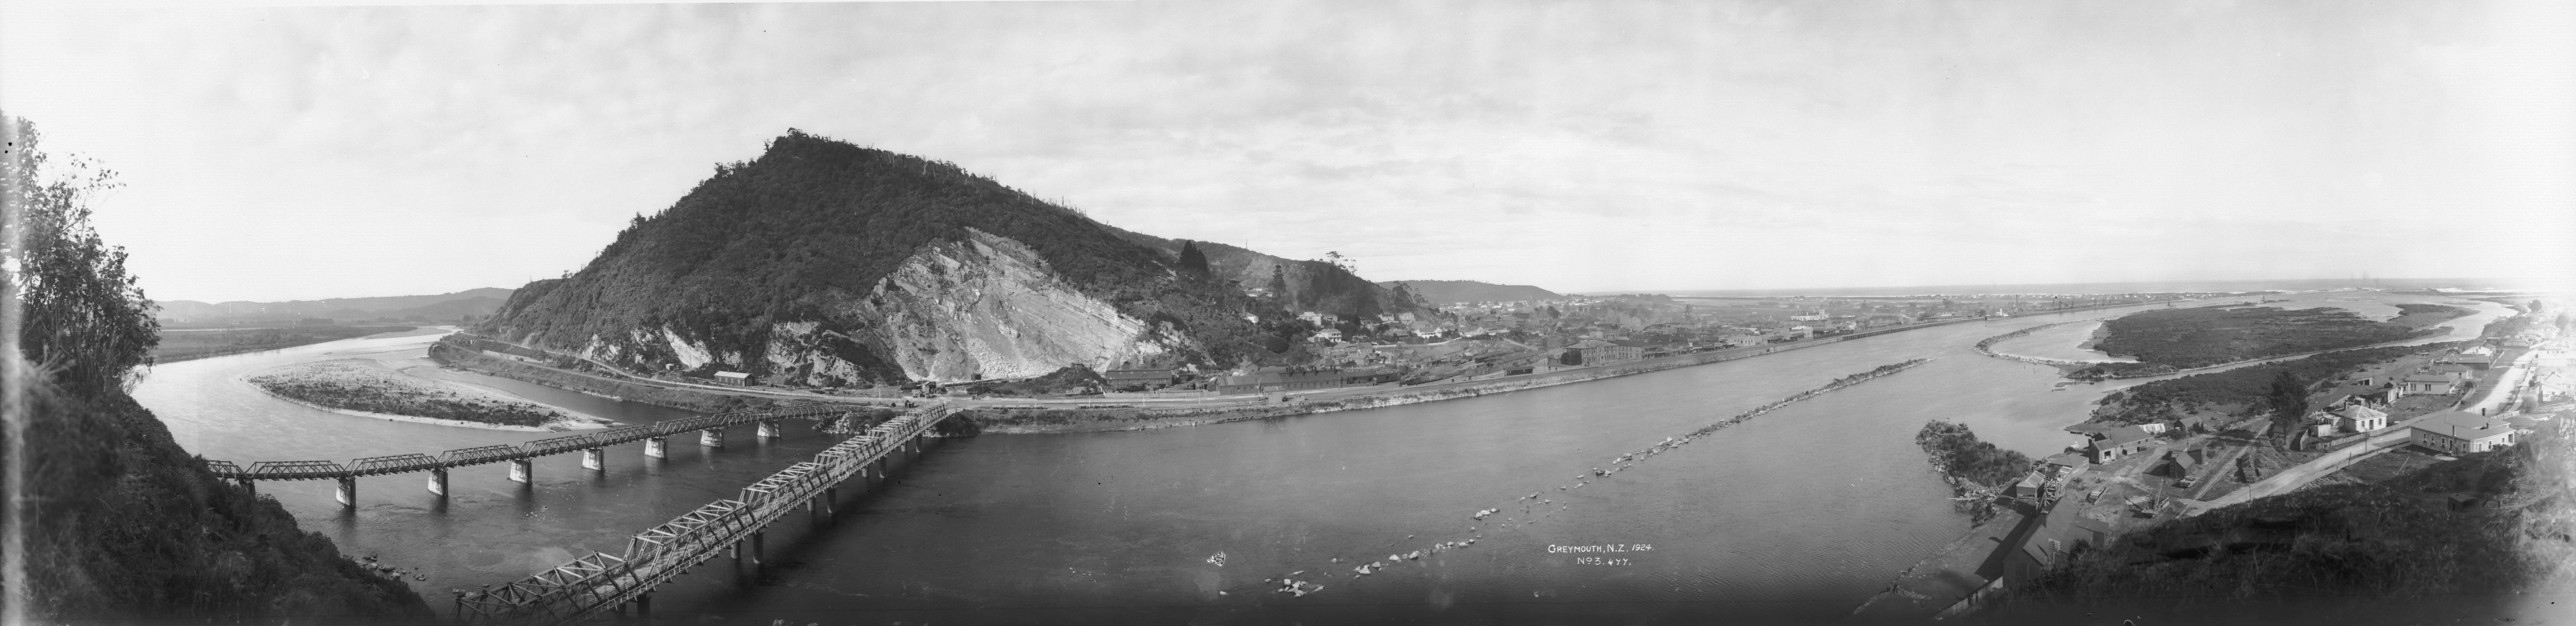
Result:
[451, 402, 958, 624]
[201, 402, 910, 508]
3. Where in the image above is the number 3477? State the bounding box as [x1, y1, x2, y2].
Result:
[1574, 557, 1631, 566]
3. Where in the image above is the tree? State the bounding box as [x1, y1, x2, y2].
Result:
[2268, 370, 2308, 419]
[1560, 348, 1584, 366]
[1177, 240, 1209, 275]
[4, 114, 159, 397]
[1267, 264, 1288, 301]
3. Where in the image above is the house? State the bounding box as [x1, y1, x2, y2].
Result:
[2439, 354, 2496, 370]
[2409, 410, 2518, 454]
[2012, 472, 2046, 500]
[1298, 311, 1324, 325]
[2088, 426, 2157, 464]
[1561, 339, 1642, 365]
[1103, 368, 1175, 389]
[2336, 404, 2390, 434]
[2176, 414, 2211, 434]
[2161, 447, 2202, 478]
[2136, 422, 2169, 435]
[1311, 328, 1345, 342]
[2403, 372, 2462, 395]
[712, 371, 750, 386]
[1211, 366, 1393, 395]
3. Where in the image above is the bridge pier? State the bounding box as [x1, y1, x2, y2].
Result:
[582, 447, 605, 471]
[509, 458, 532, 484]
[236, 478, 256, 494]
[334, 476, 356, 508]
[644, 436, 668, 458]
[757, 419, 782, 439]
[427, 468, 448, 496]
[634, 592, 651, 617]
[822, 487, 836, 517]
[700, 428, 724, 448]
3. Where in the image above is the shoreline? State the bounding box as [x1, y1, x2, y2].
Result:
[250, 387, 615, 432]
[426, 300, 2185, 435]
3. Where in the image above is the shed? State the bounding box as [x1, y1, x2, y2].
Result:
[713, 371, 750, 386]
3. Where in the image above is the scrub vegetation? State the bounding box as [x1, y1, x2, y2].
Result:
[2094, 305, 2447, 369]
[4, 114, 430, 622]
[2014, 418, 2576, 604]
[246, 359, 577, 427]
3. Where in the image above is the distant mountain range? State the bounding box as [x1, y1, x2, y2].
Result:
[155, 288, 514, 324]
[1387, 280, 1563, 304]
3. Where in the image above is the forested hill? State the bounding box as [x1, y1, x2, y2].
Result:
[1100, 226, 1423, 318]
[1388, 279, 1563, 304]
[476, 130, 1307, 386]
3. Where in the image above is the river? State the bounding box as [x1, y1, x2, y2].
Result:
[131, 293, 2514, 623]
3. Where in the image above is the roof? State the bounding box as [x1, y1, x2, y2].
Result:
[1565, 339, 1616, 350]
[2340, 405, 2389, 420]
[2045, 453, 2086, 467]
[2410, 410, 2515, 441]
[2403, 374, 2459, 383]
[713, 371, 750, 379]
[1103, 369, 1173, 381]
[2101, 425, 2156, 446]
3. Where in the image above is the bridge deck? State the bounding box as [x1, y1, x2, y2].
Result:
[457, 403, 952, 624]
[203, 403, 887, 480]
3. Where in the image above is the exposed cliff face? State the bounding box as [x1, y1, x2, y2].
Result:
[475, 130, 1310, 386]
[848, 228, 1169, 382]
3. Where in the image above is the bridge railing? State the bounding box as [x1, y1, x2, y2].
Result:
[348, 453, 439, 476]
[519, 433, 600, 457]
[459, 403, 951, 624]
[247, 460, 347, 480]
[202, 401, 904, 480]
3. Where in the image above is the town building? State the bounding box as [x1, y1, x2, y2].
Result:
[1211, 366, 1398, 396]
[2336, 404, 2390, 434]
[2408, 410, 2518, 454]
[2403, 372, 2462, 395]
[1103, 368, 1175, 389]
[2087, 426, 2156, 464]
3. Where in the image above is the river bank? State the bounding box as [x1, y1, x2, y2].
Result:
[244, 359, 616, 431]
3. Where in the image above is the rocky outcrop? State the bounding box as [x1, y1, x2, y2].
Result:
[839, 228, 1169, 382]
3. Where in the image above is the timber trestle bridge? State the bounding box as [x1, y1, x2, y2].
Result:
[201, 402, 921, 509]
[448, 401, 956, 624]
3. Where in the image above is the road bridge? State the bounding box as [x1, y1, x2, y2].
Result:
[201, 402, 907, 508]
[453, 402, 956, 624]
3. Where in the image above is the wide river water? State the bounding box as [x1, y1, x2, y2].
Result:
[134, 293, 2515, 624]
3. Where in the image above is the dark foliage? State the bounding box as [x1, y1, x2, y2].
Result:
[1177, 240, 1209, 275]
[1916, 421, 2036, 490]
[2095, 305, 2440, 369]
[2093, 342, 2466, 423]
[2268, 370, 2309, 418]
[477, 130, 1287, 384]
[3, 114, 430, 622]
[4, 115, 158, 396]
[2015, 422, 2573, 604]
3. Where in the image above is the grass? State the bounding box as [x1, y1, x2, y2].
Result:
[1917, 420, 2037, 491]
[153, 325, 415, 363]
[2095, 305, 2442, 369]
[246, 359, 567, 427]
[2088, 342, 2467, 426]
[2009, 414, 2576, 607]
[11, 359, 433, 622]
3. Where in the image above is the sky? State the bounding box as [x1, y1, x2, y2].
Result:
[4, 0, 2571, 303]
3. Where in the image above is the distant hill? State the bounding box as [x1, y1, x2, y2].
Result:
[475, 130, 1330, 386]
[156, 287, 513, 323]
[1100, 226, 1423, 318]
[1389, 279, 1563, 304]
